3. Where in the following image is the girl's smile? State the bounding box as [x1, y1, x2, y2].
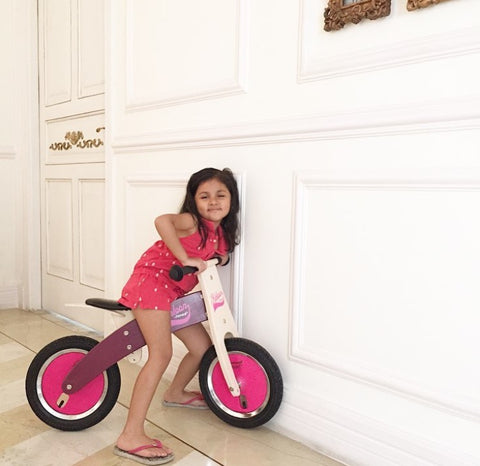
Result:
[194, 179, 231, 226]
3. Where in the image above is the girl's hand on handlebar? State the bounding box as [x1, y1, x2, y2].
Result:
[182, 257, 207, 274]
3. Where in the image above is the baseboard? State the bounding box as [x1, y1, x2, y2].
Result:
[270, 388, 480, 466]
[0, 284, 19, 309]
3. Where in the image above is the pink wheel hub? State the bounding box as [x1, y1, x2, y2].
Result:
[211, 352, 268, 412]
[41, 352, 105, 415]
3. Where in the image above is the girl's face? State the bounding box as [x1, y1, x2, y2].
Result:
[194, 178, 231, 226]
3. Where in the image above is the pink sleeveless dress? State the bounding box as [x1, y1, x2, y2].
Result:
[118, 220, 228, 310]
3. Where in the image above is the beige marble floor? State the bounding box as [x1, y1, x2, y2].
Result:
[0, 308, 343, 466]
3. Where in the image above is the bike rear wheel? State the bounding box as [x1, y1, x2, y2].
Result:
[25, 335, 120, 431]
[199, 337, 283, 428]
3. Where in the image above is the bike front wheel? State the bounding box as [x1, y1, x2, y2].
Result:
[199, 337, 283, 428]
[25, 335, 121, 431]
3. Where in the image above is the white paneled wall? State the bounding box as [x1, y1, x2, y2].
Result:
[125, 0, 247, 110]
[3, 0, 480, 464]
[298, 0, 480, 84]
[0, 0, 39, 309]
[106, 1, 480, 464]
[0, 0, 19, 307]
[290, 171, 480, 414]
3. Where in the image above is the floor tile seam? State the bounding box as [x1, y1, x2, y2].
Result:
[5, 313, 99, 354]
[0, 331, 35, 353]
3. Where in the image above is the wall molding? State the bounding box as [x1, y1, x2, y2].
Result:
[0, 285, 19, 309]
[0, 145, 16, 159]
[125, 0, 249, 111]
[124, 174, 188, 266]
[112, 95, 480, 153]
[289, 173, 480, 422]
[298, 1, 480, 81]
[274, 387, 480, 466]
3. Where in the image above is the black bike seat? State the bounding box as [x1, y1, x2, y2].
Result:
[85, 298, 131, 311]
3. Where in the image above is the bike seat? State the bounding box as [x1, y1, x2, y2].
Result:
[85, 298, 131, 311]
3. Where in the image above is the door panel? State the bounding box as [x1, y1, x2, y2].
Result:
[44, 0, 72, 106]
[45, 179, 74, 280]
[42, 165, 105, 331]
[79, 178, 105, 290]
[39, 0, 105, 331]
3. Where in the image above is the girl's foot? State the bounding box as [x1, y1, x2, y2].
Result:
[115, 434, 173, 464]
[163, 390, 208, 409]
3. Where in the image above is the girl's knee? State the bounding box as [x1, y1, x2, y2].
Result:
[190, 341, 211, 360]
[147, 347, 173, 367]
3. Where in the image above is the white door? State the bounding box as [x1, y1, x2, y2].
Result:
[39, 0, 106, 331]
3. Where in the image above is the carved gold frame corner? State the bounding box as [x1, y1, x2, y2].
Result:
[324, 0, 391, 32]
[407, 0, 450, 11]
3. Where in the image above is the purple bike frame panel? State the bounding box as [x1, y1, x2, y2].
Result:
[61, 319, 145, 394]
[62, 292, 207, 394]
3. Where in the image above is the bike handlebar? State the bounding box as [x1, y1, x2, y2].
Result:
[169, 265, 197, 281]
[169, 257, 223, 281]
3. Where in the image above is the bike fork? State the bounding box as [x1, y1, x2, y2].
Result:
[198, 270, 242, 398]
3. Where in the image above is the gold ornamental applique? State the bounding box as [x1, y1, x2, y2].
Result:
[49, 127, 105, 151]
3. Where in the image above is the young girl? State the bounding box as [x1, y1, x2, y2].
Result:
[113, 168, 240, 465]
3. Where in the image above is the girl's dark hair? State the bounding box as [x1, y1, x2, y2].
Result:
[180, 167, 240, 252]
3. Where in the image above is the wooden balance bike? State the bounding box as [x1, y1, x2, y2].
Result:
[25, 258, 283, 430]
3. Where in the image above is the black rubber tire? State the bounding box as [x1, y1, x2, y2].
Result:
[199, 337, 283, 428]
[25, 335, 121, 431]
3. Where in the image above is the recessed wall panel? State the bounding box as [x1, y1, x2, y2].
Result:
[291, 175, 480, 412]
[126, 0, 246, 109]
[121, 172, 242, 323]
[125, 176, 187, 270]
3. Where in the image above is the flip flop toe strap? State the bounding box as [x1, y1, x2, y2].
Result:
[128, 439, 166, 455]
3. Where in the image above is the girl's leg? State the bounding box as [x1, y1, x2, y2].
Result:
[163, 323, 212, 405]
[116, 309, 173, 458]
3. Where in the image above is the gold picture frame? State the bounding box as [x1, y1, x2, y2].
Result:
[324, 0, 391, 32]
[407, 0, 450, 10]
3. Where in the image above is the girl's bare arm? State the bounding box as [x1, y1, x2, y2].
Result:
[154, 213, 207, 271]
